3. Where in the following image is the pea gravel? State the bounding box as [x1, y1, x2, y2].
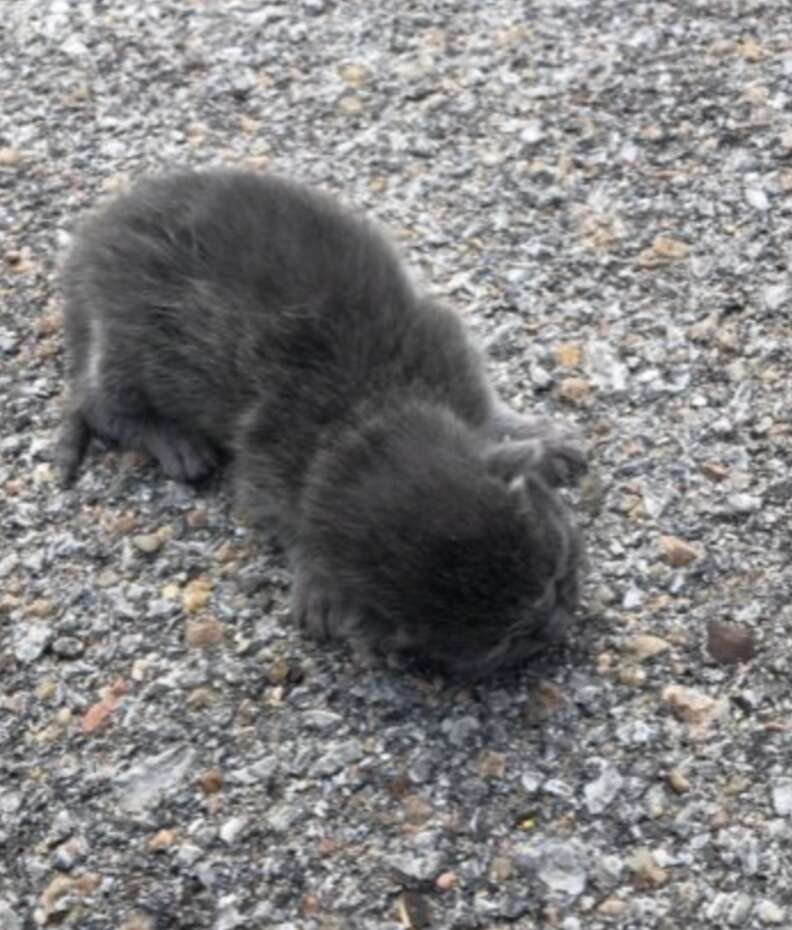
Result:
[2, 2, 791, 928]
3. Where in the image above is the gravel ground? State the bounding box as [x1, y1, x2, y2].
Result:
[2, 1, 792, 928]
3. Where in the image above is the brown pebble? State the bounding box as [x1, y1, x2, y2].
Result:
[265, 656, 292, 685]
[662, 684, 728, 737]
[489, 856, 514, 882]
[108, 511, 138, 535]
[39, 875, 77, 918]
[185, 508, 209, 529]
[397, 890, 432, 929]
[637, 235, 689, 268]
[627, 847, 667, 889]
[118, 913, 155, 930]
[182, 576, 212, 613]
[0, 594, 21, 613]
[214, 541, 237, 563]
[597, 896, 629, 918]
[403, 794, 433, 826]
[317, 836, 338, 857]
[82, 698, 116, 734]
[435, 871, 457, 891]
[386, 772, 412, 801]
[736, 37, 763, 61]
[186, 687, 216, 710]
[147, 829, 178, 852]
[35, 678, 58, 702]
[525, 679, 568, 721]
[701, 461, 729, 482]
[339, 95, 364, 114]
[552, 343, 583, 368]
[478, 750, 506, 779]
[626, 634, 670, 661]
[185, 616, 224, 649]
[339, 62, 368, 87]
[0, 146, 22, 165]
[35, 310, 61, 336]
[667, 769, 691, 794]
[27, 598, 55, 618]
[133, 529, 169, 554]
[659, 534, 698, 568]
[199, 768, 223, 795]
[557, 376, 591, 404]
[707, 620, 755, 664]
[617, 666, 647, 687]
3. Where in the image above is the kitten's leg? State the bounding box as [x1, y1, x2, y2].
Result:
[61, 311, 219, 482]
[55, 409, 92, 487]
[139, 424, 219, 482]
[290, 566, 367, 645]
[65, 398, 219, 483]
[488, 402, 587, 487]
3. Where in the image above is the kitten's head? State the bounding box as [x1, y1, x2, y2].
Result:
[298, 404, 582, 678]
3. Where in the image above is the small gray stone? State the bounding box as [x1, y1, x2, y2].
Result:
[14, 622, 52, 663]
[0, 901, 21, 930]
[763, 283, 788, 311]
[440, 715, 480, 746]
[728, 893, 753, 927]
[408, 752, 435, 784]
[757, 900, 785, 925]
[529, 361, 553, 389]
[0, 553, 19, 577]
[51, 636, 84, 659]
[517, 839, 588, 897]
[227, 757, 279, 785]
[584, 764, 623, 814]
[487, 320, 522, 360]
[0, 329, 18, 354]
[300, 709, 344, 732]
[52, 834, 89, 871]
[585, 340, 629, 395]
[590, 854, 623, 891]
[115, 746, 197, 812]
[220, 816, 248, 845]
[387, 850, 445, 881]
[520, 770, 542, 793]
[728, 493, 762, 514]
[543, 778, 573, 799]
[745, 186, 769, 210]
[520, 120, 544, 144]
[266, 802, 302, 834]
[622, 584, 644, 610]
[311, 738, 364, 776]
[770, 778, 792, 816]
[132, 531, 167, 554]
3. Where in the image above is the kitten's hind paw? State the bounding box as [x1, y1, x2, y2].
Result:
[54, 412, 91, 487]
[144, 428, 219, 483]
[291, 570, 357, 642]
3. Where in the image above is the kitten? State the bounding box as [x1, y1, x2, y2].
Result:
[57, 169, 585, 677]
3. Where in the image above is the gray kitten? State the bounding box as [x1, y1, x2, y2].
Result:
[57, 169, 585, 678]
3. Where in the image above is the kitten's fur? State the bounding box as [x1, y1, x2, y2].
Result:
[57, 169, 585, 677]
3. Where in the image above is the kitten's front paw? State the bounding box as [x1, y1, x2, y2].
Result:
[538, 433, 588, 487]
[488, 433, 587, 488]
[291, 570, 354, 641]
[489, 408, 587, 487]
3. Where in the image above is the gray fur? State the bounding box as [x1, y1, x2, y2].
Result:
[57, 168, 586, 677]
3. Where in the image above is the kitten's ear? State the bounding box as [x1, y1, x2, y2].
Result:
[486, 436, 587, 488]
